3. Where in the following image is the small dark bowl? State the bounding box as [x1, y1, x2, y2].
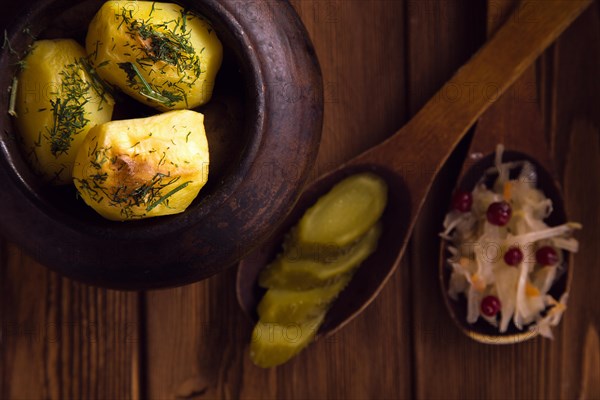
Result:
[0, 0, 323, 289]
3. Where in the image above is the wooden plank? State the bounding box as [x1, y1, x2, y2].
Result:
[547, 3, 600, 179]
[142, 269, 250, 399]
[144, 1, 412, 399]
[0, 242, 141, 399]
[406, 2, 489, 399]
[562, 118, 600, 400]
[554, 4, 600, 399]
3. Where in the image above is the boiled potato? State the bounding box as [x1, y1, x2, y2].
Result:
[72, 110, 209, 221]
[86, 1, 223, 111]
[15, 39, 114, 184]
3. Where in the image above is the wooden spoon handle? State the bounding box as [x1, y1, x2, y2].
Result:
[358, 0, 592, 189]
[462, 0, 553, 177]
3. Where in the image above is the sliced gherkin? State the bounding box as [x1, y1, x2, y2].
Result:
[250, 314, 324, 368]
[296, 173, 387, 249]
[257, 276, 351, 324]
[259, 223, 382, 290]
[250, 173, 388, 368]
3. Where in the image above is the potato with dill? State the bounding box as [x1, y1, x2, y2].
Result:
[14, 39, 114, 185]
[72, 110, 209, 221]
[86, 1, 223, 111]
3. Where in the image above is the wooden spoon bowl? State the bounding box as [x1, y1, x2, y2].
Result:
[440, 151, 570, 344]
[237, 164, 410, 337]
[237, 0, 593, 337]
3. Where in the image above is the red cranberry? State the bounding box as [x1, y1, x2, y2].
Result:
[536, 246, 559, 266]
[486, 201, 512, 226]
[481, 296, 501, 317]
[504, 247, 523, 266]
[451, 190, 473, 212]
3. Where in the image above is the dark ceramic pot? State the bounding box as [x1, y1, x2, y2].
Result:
[0, 0, 323, 289]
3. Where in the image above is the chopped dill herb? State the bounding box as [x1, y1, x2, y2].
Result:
[158, 151, 167, 166]
[50, 165, 66, 183]
[110, 6, 202, 108]
[80, 57, 114, 107]
[118, 61, 182, 106]
[22, 27, 37, 40]
[180, 9, 188, 33]
[131, 15, 200, 76]
[91, 40, 101, 61]
[146, 180, 191, 211]
[46, 60, 93, 156]
[2, 30, 18, 55]
[75, 143, 194, 219]
[150, 2, 160, 16]
[8, 77, 18, 117]
[13, 59, 27, 70]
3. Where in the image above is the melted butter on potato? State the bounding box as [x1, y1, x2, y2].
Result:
[72, 110, 209, 221]
[15, 39, 114, 184]
[86, 1, 223, 111]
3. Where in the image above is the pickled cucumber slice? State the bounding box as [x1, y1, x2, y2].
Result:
[250, 173, 388, 368]
[259, 223, 382, 290]
[257, 276, 351, 324]
[296, 173, 387, 249]
[250, 314, 324, 368]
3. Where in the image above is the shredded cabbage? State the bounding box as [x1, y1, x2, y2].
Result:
[441, 145, 581, 338]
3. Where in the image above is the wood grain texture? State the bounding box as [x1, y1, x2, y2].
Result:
[2, 1, 599, 399]
[0, 242, 140, 400]
[563, 118, 600, 400]
[551, 6, 600, 398]
[466, 0, 548, 168]
[548, 3, 600, 179]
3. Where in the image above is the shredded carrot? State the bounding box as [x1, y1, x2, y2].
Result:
[525, 282, 540, 297]
[470, 273, 486, 292]
[503, 181, 512, 201]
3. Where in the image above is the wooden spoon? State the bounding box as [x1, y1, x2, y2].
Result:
[237, 0, 593, 339]
[438, 0, 574, 344]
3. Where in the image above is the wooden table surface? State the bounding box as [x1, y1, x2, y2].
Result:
[2, 1, 600, 399]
